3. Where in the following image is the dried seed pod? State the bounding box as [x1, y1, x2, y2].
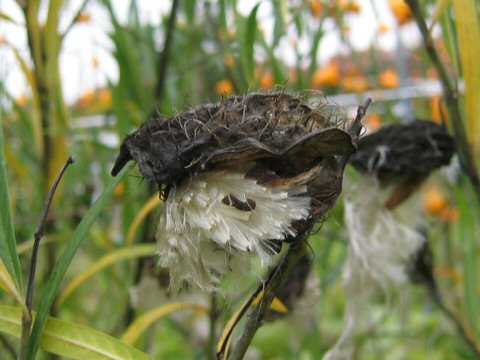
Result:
[349, 119, 455, 183]
[112, 92, 360, 292]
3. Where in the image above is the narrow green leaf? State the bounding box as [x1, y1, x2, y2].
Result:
[0, 305, 153, 359]
[453, 0, 480, 150]
[454, 185, 480, 335]
[121, 303, 208, 346]
[430, 0, 451, 30]
[58, 243, 156, 305]
[239, 4, 260, 85]
[0, 12, 21, 25]
[26, 167, 128, 359]
[0, 115, 23, 292]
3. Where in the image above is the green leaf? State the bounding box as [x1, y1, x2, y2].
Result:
[453, 0, 480, 150]
[0, 305, 153, 359]
[121, 302, 208, 346]
[26, 167, 128, 359]
[58, 243, 156, 305]
[0, 11, 21, 25]
[0, 114, 23, 292]
[238, 3, 260, 85]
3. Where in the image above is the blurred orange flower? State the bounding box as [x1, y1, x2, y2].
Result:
[340, 0, 361, 13]
[311, 61, 340, 87]
[379, 69, 400, 88]
[15, 94, 28, 107]
[92, 56, 100, 68]
[430, 95, 446, 124]
[98, 89, 112, 106]
[113, 181, 125, 197]
[214, 79, 234, 95]
[378, 23, 389, 34]
[223, 53, 234, 67]
[439, 206, 459, 222]
[342, 74, 368, 92]
[76, 12, 90, 23]
[422, 188, 448, 217]
[364, 114, 381, 132]
[388, 0, 412, 25]
[77, 90, 95, 107]
[260, 73, 275, 89]
[0, 36, 5, 46]
[309, 0, 322, 17]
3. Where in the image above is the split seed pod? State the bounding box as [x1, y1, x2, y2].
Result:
[112, 92, 359, 292]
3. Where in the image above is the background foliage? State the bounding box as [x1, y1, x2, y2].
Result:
[0, 0, 479, 359]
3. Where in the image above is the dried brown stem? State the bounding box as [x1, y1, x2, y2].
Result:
[224, 241, 308, 360]
[405, 0, 480, 206]
[19, 156, 74, 360]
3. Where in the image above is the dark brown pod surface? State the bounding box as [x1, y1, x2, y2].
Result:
[112, 92, 355, 186]
[349, 120, 455, 183]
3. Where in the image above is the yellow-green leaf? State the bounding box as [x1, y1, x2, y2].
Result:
[453, 0, 480, 150]
[127, 194, 162, 246]
[0, 260, 29, 318]
[430, 0, 451, 30]
[120, 302, 208, 345]
[0, 305, 153, 359]
[58, 244, 156, 305]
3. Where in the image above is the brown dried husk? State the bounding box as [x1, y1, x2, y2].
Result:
[113, 92, 358, 223]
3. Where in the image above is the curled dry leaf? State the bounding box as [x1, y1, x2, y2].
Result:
[112, 92, 359, 292]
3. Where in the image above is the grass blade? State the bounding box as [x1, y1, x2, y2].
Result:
[453, 0, 480, 150]
[58, 244, 156, 305]
[26, 167, 128, 359]
[0, 115, 23, 292]
[0, 305, 153, 359]
[120, 303, 208, 346]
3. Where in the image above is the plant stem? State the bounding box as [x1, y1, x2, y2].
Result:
[405, 0, 480, 207]
[19, 156, 74, 360]
[226, 241, 308, 360]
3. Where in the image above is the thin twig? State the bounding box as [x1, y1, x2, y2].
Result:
[337, 97, 372, 170]
[19, 156, 74, 360]
[225, 241, 308, 360]
[426, 285, 480, 357]
[405, 0, 480, 206]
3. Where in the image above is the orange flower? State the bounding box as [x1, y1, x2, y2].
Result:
[76, 12, 90, 23]
[0, 36, 5, 46]
[422, 188, 448, 216]
[92, 56, 100, 68]
[364, 114, 381, 132]
[15, 94, 28, 107]
[378, 23, 389, 33]
[214, 79, 234, 95]
[430, 95, 446, 124]
[310, 0, 322, 17]
[379, 69, 400, 88]
[439, 206, 459, 222]
[260, 73, 275, 89]
[340, 0, 361, 13]
[435, 265, 462, 282]
[98, 88, 112, 107]
[77, 90, 95, 107]
[311, 61, 340, 87]
[113, 181, 125, 197]
[223, 53, 234, 67]
[342, 75, 368, 93]
[388, 0, 412, 25]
